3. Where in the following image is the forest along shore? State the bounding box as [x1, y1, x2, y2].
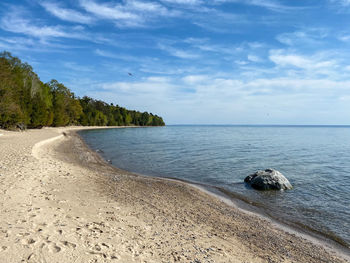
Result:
[0, 52, 165, 130]
[0, 127, 348, 263]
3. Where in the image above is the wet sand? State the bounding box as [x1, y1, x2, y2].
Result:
[0, 127, 348, 262]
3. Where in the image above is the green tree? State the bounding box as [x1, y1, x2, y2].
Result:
[0, 52, 165, 129]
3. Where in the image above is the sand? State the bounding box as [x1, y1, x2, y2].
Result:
[0, 127, 349, 263]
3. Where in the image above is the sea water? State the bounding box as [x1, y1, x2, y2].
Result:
[79, 125, 350, 248]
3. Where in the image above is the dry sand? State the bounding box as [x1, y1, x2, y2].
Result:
[0, 127, 349, 263]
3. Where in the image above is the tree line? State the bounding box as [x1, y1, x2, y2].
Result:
[0, 52, 165, 129]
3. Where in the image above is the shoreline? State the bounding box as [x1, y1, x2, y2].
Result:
[0, 126, 349, 262]
[190, 182, 350, 258]
[146, 174, 350, 252]
[78, 127, 350, 253]
[192, 180, 350, 251]
[75, 127, 350, 261]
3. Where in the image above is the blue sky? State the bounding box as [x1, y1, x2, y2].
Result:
[1, 0, 350, 124]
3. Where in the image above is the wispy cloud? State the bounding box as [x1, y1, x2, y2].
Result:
[95, 49, 119, 58]
[81, 0, 140, 27]
[63, 61, 94, 72]
[192, 9, 248, 33]
[329, 0, 350, 6]
[89, 74, 350, 124]
[183, 37, 241, 55]
[235, 60, 249, 65]
[0, 7, 115, 47]
[247, 54, 261, 62]
[158, 43, 199, 59]
[0, 9, 85, 40]
[99, 78, 173, 97]
[0, 36, 38, 53]
[0, 35, 78, 53]
[160, 0, 203, 6]
[266, 49, 350, 81]
[245, 0, 300, 12]
[1, 13, 67, 38]
[95, 48, 147, 62]
[269, 49, 337, 71]
[40, 1, 94, 24]
[336, 32, 350, 42]
[79, 0, 178, 27]
[276, 29, 329, 46]
[213, 0, 300, 12]
[182, 75, 208, 84]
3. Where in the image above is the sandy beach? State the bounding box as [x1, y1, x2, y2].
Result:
[0, 127, 349, 263]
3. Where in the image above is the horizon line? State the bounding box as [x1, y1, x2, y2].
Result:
[165, 124, 350, 127]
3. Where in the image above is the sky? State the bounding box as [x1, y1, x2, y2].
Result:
[1, 0, 350, 125]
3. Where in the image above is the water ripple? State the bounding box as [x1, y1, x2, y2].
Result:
[80, 125, 350, 247]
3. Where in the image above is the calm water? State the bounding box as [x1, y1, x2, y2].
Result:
[80, 125, 350, 247]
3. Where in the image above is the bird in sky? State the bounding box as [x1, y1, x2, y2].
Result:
[128, 72, 133, 76]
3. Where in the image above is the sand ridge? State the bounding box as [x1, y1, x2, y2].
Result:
[0, 127, 348, 263]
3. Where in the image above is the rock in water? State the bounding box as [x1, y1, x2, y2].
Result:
[244, 169, 292, 190]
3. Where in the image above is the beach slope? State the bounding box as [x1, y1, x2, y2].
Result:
[0, 127, 348, 263]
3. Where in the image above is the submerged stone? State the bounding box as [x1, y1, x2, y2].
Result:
[244, 168, 292, 190]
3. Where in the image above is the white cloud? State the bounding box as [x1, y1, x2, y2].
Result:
[160, 0, 202, 6]
[276, 29, 328, 46]
[95, 49, 158, 65]
[270, 52, 310, 68]
[182, 75, 207, 84]
[246, 0, 298, 12]
[247, 54, 261, 62]
[79, 0, 178, 27]
[63, 62, 94, 72]
[99, 78, 173, 96]
[182, 39, 265, 62]
[80, 0, 140, 25]
[158, 43, 199, 59]
[40, 2, 94, 24]
[0, 36, 35, 49]
[146, 76, 171, 82]
[213, 0, 299, 12]
[184, 37, 242, 55]
[337, 33, 350, 42]
[277, 31, 307, 46]
[89, 75, 350, 124]
[127, 1, 169, 14]
[248, 42, 264, 49]
[2, 14, 67, 38]
[95, 49, 118, 58]
[330, 0, 350, 6]
[269, 50, 337, 71]
[0, 9, 85, 39]
[0, 35, 76, 53]
[235, 60, 248, 65]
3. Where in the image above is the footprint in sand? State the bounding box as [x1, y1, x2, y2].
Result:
[87, 242, 119, 260]
[1, 246, 8, 251]
[61, 241, 77, 249]
[48, 243, 61, 253]
[20, 238, 36, 246]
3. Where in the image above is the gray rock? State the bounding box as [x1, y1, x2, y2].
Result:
[244, 168, 292, 190]
[16, 122, 26, 131]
